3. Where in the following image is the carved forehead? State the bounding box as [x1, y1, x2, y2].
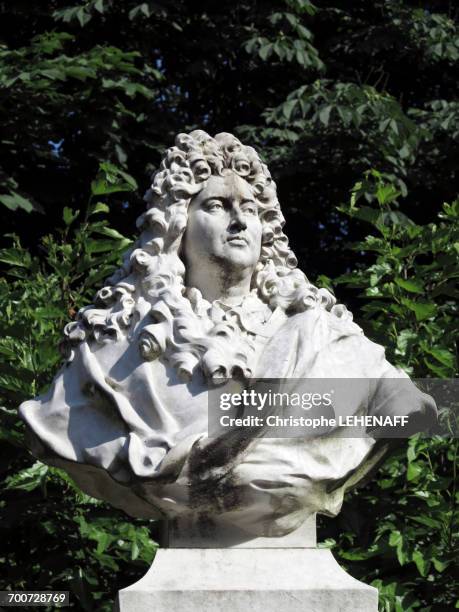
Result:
[191, 173, 256, 206]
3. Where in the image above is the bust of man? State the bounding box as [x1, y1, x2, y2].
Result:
[19, 131, 435, 538]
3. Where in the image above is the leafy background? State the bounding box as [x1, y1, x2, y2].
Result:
[0, 1, 457, 610]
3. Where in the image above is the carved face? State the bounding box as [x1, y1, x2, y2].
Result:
[182, 172, 263, 274]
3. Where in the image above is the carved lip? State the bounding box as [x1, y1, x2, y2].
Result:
[226, 235, 249, 245]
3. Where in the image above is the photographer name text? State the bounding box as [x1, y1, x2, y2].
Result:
[219, 414, 409, 428]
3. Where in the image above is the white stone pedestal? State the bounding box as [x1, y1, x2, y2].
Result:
[116, 517, 378, 612]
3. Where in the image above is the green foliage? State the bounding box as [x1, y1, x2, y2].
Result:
[0, 191, 37, 213]
[54, 1, 112, 27]
[1, 456, 157, 611]
[336, 171, 458, 378]
[258, 80, 421, 193]
[0, 26, 161, 215]
[237, 1, 458, 284]
[1, 2, 457, 281]
[317, 177, 458, 611]
[324, 432, 458, 611]
[0, 166, 156, 610]
[407, 8, 459, 63]
[244, 2, 324, 71]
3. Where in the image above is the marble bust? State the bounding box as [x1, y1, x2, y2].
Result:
[19, 130, 436, 539]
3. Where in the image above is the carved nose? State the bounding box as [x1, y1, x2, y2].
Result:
[229, 209, 247, 231]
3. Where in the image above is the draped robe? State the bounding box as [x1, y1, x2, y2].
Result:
[19, 298, 436, 536]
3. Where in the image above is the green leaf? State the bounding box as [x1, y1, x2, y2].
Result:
[0, 192, 36, 213]
[89, 202, 110, 215]
[96, 532, 110, 554]
[282, 99, 297, 120]
[94, 226, 130, 240]
[76, 7, 91, 27]
[407, 462, 422, 481]
[138, 3, 151, 18]
[346, 205, 382, 226]
[319, 105, 332, 126]
[63, 207, 79, 226]
[259, 44, 272, 61]
[5, 461, 49, 491]
[424, 358, 450, 377]
[432, 558, 450, 572]
[400, 298, 437, 321]
[91, 180, 132, 196]
[389, 530, 402, 547]
[376, 184, 400, 207]
[0, 340, 16, 358]
[388, 529, 408, 565]
[337, 106, 352, 125]
[408, 515, 442, 529]
[86, 239, 121, 254]
[412, 550, 430, 577]
[425, 347, 456, 369]
[396, 329, 417, 357]
[395, 278, 424, 294]
[0, 248, 32, 268]
[92, 163, 138, 195]
[131, 539, 139, 560]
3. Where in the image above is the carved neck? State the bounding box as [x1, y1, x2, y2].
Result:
[185, 263, 253, 305]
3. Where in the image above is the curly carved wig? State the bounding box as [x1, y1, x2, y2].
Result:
[62, 131, 342, 382]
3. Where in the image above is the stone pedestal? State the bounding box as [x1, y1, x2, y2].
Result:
[116, 516, 378, 612]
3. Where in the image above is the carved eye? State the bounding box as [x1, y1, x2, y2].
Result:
[205, 199, 224, 212]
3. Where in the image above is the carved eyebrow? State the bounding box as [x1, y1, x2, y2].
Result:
[202, 196, 225, 206]
[200, 196, 257, 208]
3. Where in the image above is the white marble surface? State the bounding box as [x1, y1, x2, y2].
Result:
[117, 547, 378, 612]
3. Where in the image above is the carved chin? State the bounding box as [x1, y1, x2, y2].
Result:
[210, 247, 259, 270]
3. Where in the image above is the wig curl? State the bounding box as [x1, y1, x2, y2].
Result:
[62, 131, 346, 382]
